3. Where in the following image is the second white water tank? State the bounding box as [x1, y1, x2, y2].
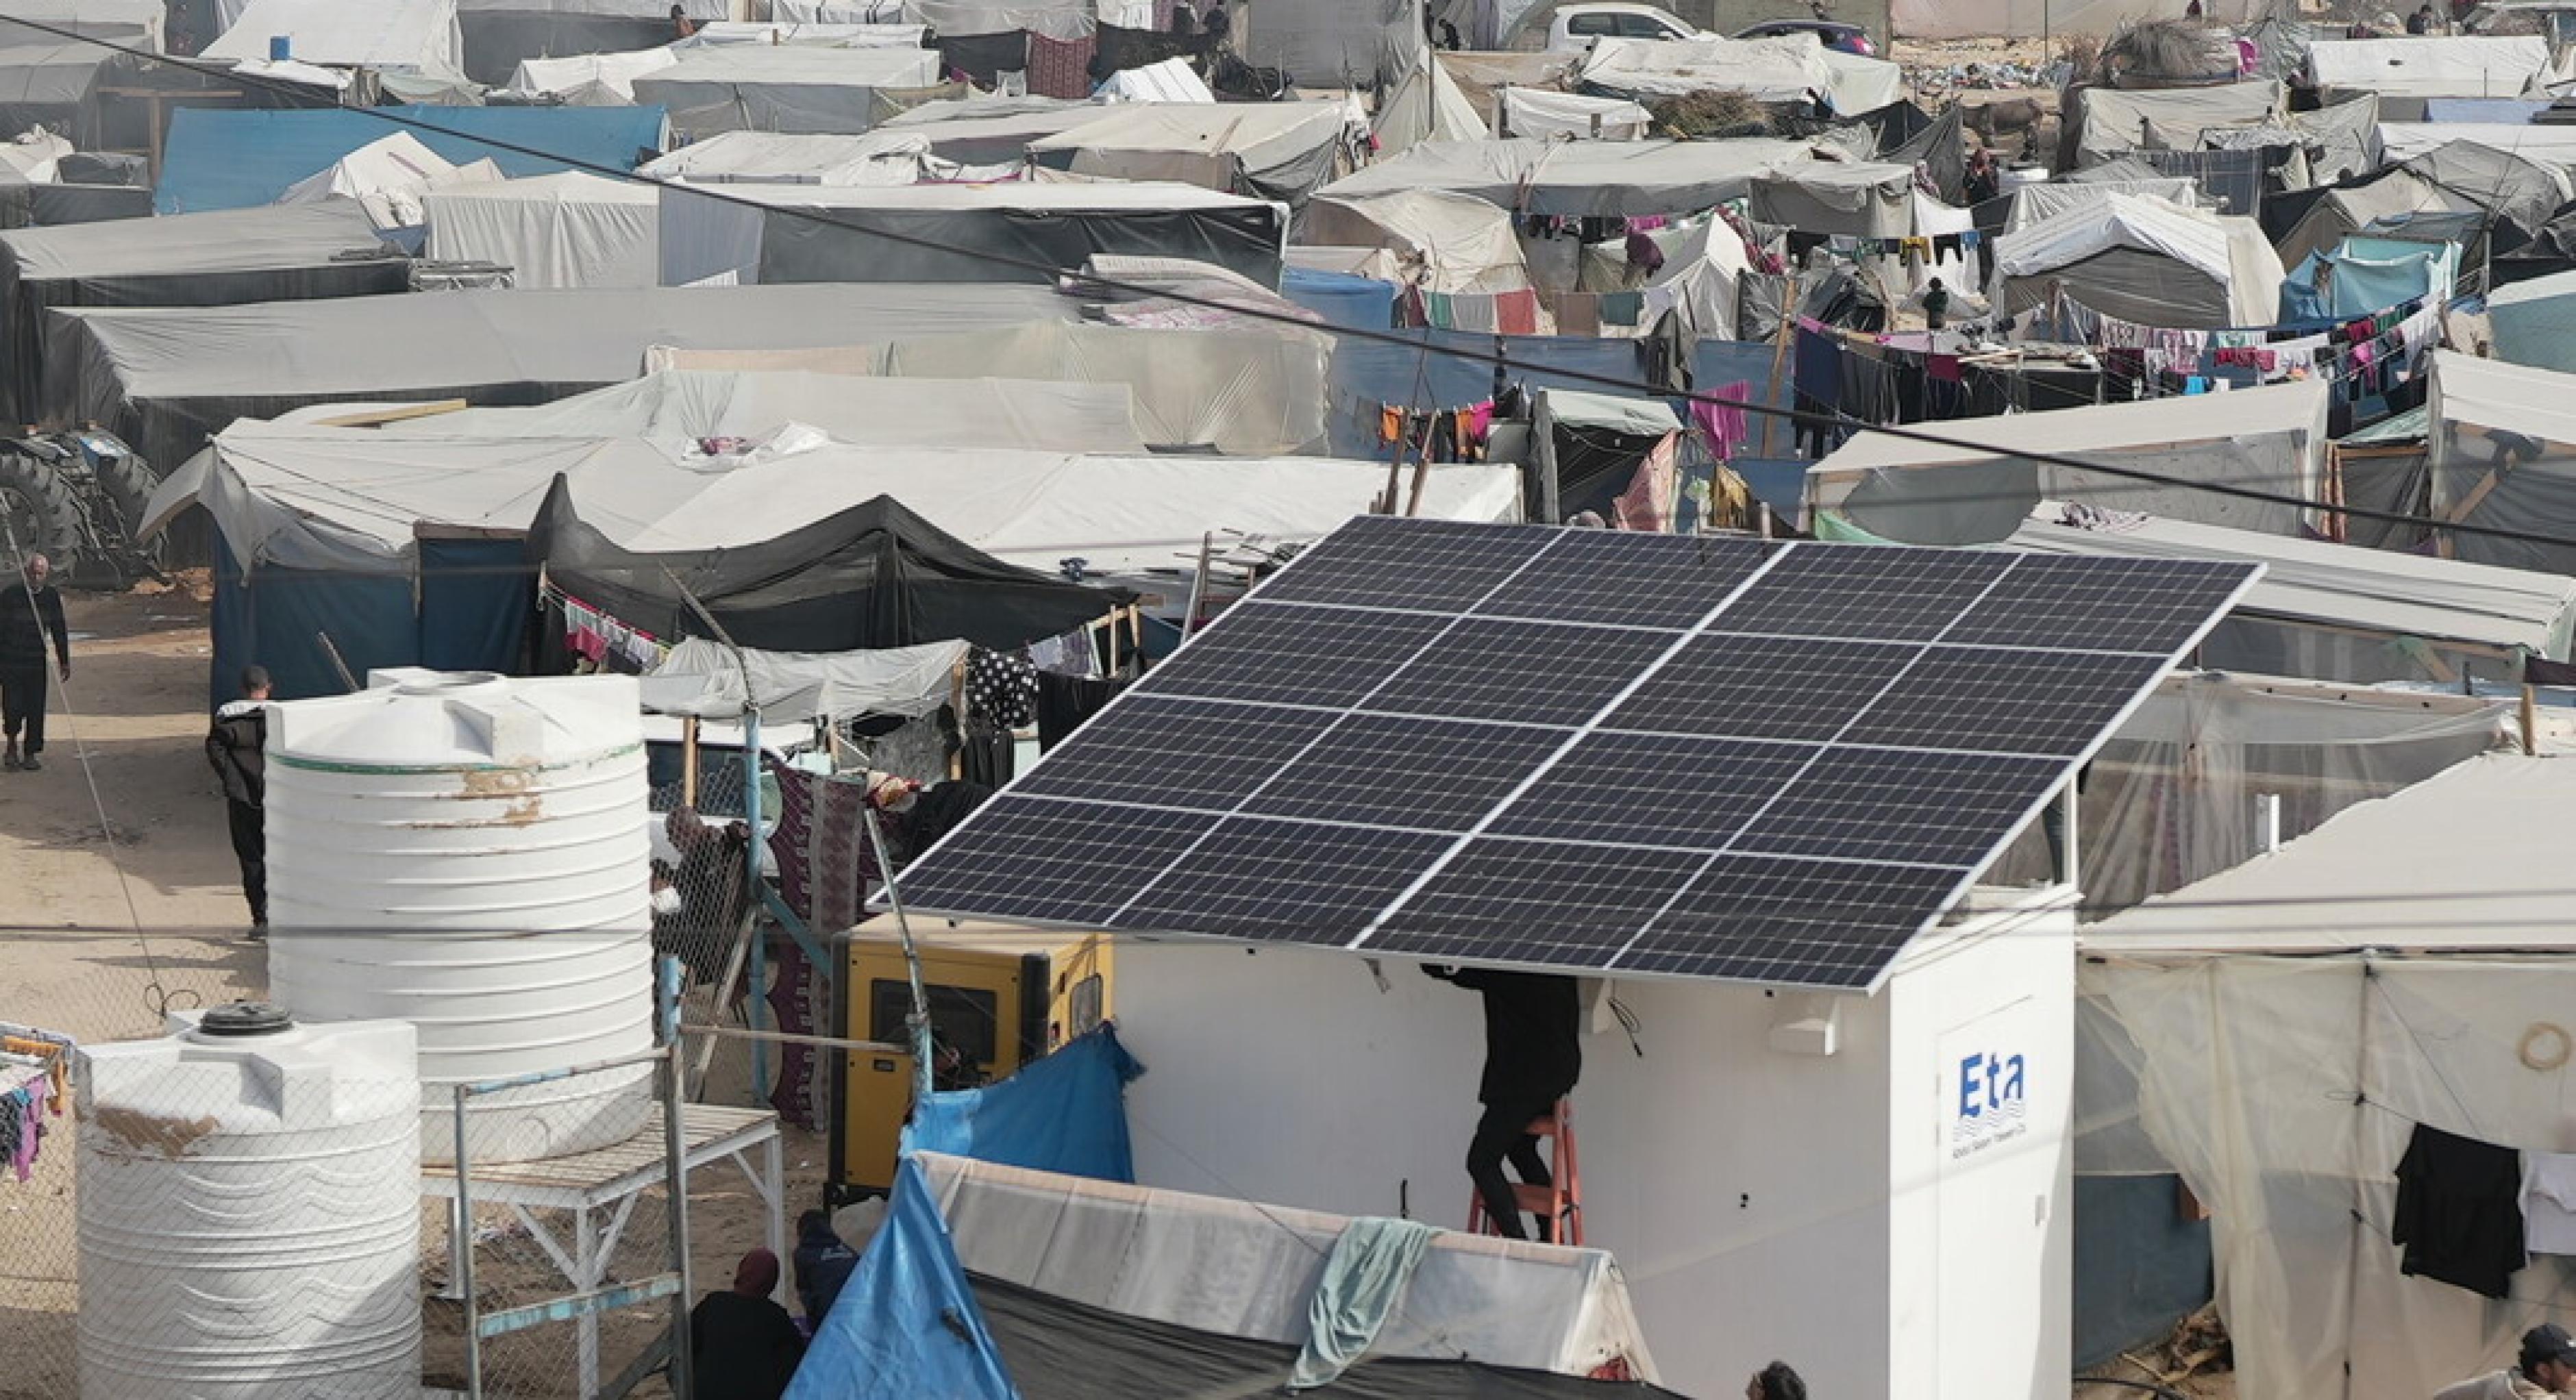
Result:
[79, 1004, 421, 1399]
[267, 668, 656, 1164]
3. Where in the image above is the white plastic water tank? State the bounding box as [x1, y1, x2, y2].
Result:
[78, 1003, 421, 1400]
[265, 668, 657, 1164]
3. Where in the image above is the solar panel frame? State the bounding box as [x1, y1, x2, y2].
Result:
[882, 518, 2262, 993]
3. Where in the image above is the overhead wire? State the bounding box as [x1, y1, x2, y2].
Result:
[6, 12, 2574, 556]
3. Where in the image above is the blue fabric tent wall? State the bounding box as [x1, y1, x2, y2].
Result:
[1283, 266, 1397, 332]
[1328, 332, 1649, 455]
[783, 1157, 1017, 1400]
[902, 1023, 1145, 1183]
[210, 538, 419, 707]
[156, 105, 669, 213]
[416, 536, 534, 674]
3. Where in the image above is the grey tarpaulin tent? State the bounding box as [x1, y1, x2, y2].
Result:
[45, 282, 1076, 466]
[0, 42, 117, 145]
[1314, 138, 1816, 216]
[657, 179, 1289, 286]
[1025, 101, 1363, 207]
[629, 43, 943, 137]
[0, 197, 406, 425]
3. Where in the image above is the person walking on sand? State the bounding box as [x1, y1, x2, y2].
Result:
[0, 553, 69, 772]
[206, 665, 272, 938]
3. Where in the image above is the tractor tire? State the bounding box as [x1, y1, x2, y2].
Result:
[90, 449, 164, 567]
[0, 449, 79, 572]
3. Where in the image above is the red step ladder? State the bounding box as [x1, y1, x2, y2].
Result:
[1465, 1098, 1583, 1247]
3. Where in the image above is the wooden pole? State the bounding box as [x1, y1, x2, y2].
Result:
[2522, 684, 2538, 757]
[680, 716, 700, 808]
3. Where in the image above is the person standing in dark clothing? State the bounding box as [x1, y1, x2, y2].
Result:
[1425, 964, 1582, 1241]
[691, 1249, 806, 1400]
[0, 553, 69, 772]
[1922, 276, 1952, 331]
[793, 1209, 860, 1325]
[1202, 0, 1230, 44]
[206, 666, 272, 938]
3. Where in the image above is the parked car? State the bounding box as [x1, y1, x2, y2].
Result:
[1734, 16, 1877, 53]
[1542, 3, 1714, 51]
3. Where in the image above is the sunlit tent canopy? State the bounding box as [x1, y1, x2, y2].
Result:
[1316, 138, 1816, 217]
[425, 172, 661, 288]
[2005, 177, 2203, 233]
[872, 93, 1101, 162]
[657, 179, 1289, 286]
[0, 0, 162, 49]
[502, 47, 679, 103]
[1750, 159, 1914, 238]
[205, 0, 470, 88]
[2305, 35, 2567, 99]
[630, 43, 943, 136]
[0, 197, 403, 426]
[275, 133, 501, 238]
[2067, 81, 2283, 167]
[1807, 379, 2331, 543]
[455, 0, 746, 85]
[1992, 192, 2286, 327]
[47, 282, 1074, 465]
[1576, 34, 1901, 113]
[156, 105, 670, 213]
[1302, 188, 1530, 293]
[1498, 88, 1649, 141]
[2377, 122, 2576, 171]
[1026, 101, 1361, 205]
[636, 129, 938, 184]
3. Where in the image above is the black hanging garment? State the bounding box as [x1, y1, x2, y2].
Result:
[2392, 1122, 2525, 1298]
[1036, 673, 1127, 750]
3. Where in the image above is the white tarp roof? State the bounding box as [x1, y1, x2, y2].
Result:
[649, 318, 1333, 455]
[1316, 137, 1817, 216]
[2378, 122, 2576, 171]
[1809, 379, 2331, 542]
[425, 172, 660, 288]
[1576, 33, 1900, 113]
[2082, 753, 2566, 954]
[915, 1150, 1659, 1381]
[1302, 187, 1530, 293]
[637, 129, 934, 184]
[1993, 191, 2283, 327]
[206, 0, 467, 81]
[677, 19, 929, 45]
[1098, 56, 1214, 103]
[0, 0, 160, 49]
[2306, 35, 2561, 97]
[1374, 58, 1487, 155]
[1027, 101, 1360, 186]
[1498, 88, 1649, 141]
[630, 43, 942, 134]
[0, 129, 70, 184]
[506, 47, 678, 102]
[313, 366, 1148, 452]
[276, 132, 501, 231]
[2073, 81, 2283, 166]
[2007, 502, 2576, 658]
[640, 636, 964, 720]
[146, 416, 1522, 576]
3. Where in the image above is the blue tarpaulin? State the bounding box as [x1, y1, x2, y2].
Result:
[1283, 266, 1398, 332]
[902, 1024, 1145, 1182]
[156, 105, 670, 213]
[782, 1157, 1017, 1400]
[2280, 236, 2457, 322]
[1329, 331, 1649, 455]
[211, 536, 420, 706]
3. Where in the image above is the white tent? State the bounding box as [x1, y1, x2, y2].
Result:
[206, 0, 469, 84]
[651, 318, 1335, 455]
[1372, 57, 1487, 156]
[630, 43, 942, 135]
[145, 414, 1522, 577]
[1991, 191, 2284, 328]
[1026, 101, 1363, 201]
[1096, 55, 1213, 103]
[504, 46, 678, 102]
[1749, 159, 1914, 238]
[1576, 33, 1900, 113]
[2305, 35, 2566, 99]
[1, 0, 160, 49]
[1302, 187, 1530, 293]
[2070, 82, 2283, 167]
[640, 636, 965, 721]
[676, 19, 929, 45]
[277, 132, 501, 232]
[2425, 349, 2576, 576]
[2006, 501, 2576, 685]
[1317, 137, 1816, 217]
[2080, 753, 2576, 1400]
[1809, 378, 2331, 544]
[1497, 88, 1649, 141]
[638, 129, 938, 184]
[2377, 121, 2576, 173]
[425, 172, 660, 288]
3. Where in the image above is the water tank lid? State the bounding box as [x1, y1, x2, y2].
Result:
[197, 1001, 295, 1037]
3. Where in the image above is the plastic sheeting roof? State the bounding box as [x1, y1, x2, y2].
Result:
[2005, 177, 2202, 233]
[55, 282, 1074, 414]
[2072, 82, 2283, 166]
[914, 1149, 1660, 1382]
[2081, 753, 2569, 954]
[2007, 503, 2576, 658]
[1301, 187, 1530, 293]
[1028, 100, 1359, 184]
[1498, 88, 1648, 141]
[206, 0, 467, 79]
[149, 416, 1522, 575]
[424, 171, 660, 288]
[1316, 137, 1817, 216]
[2306, 35, 2558, 97]
[1575, 33, 1900, 112]
[0, 0, 160, 47]
[637, 129, 933, 184]
[2379, 123, 2576, 171]
[633, 41, 939, 88]
[156, 105, 671, 213]
[640, 636, 966, 721]
[1994, 191, 2283, 326]
[506, 46, 678, 101]
[0, 196, 388, 279]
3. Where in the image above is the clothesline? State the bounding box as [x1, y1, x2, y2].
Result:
[543, 582, 674, 673]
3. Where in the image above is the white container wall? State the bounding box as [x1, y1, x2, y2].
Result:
[77, 1005, 421, 1400]
[265, 669, 656, 1164]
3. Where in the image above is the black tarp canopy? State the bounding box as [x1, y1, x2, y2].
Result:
[527, 477, 1132, 656]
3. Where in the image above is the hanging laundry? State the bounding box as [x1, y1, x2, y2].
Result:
[1611, 433, 1679, 533]
[965, 649, 1037, 728]
[2524, 1153, 2576, 1255]
[2392, 1122, 2525, 1299]
[1037, 673, 1127, 750]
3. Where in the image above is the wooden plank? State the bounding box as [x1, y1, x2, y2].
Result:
[310, 399, 471, 428]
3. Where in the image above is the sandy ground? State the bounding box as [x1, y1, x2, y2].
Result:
[0, 580, 827, 1399]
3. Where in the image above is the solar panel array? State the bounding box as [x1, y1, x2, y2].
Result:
[892, 518, 2258, 990]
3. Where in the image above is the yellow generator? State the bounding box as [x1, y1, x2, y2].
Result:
[828, 918, 1112, 1199]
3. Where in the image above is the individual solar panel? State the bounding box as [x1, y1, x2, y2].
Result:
[888, 520, 2259, 991]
